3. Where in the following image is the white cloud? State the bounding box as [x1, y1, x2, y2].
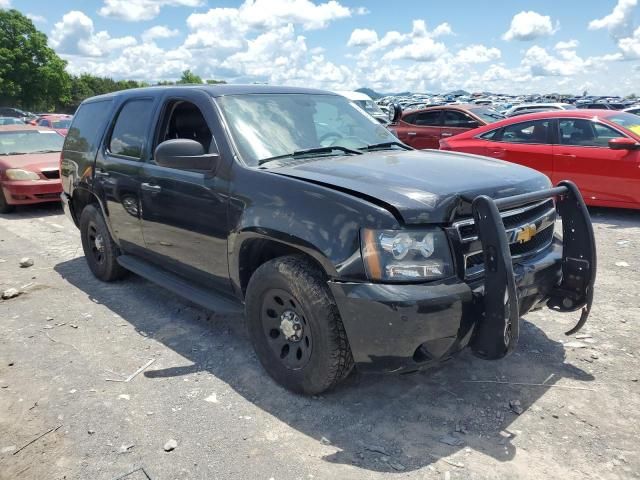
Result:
[618, 26, 640, 58]
[432, 23, 453, 37]
[347, 28, 378, 47]
[456, 44, 501, 63]
[50, 10, 137, 57]
[99, 0, 203, 22]
[521, 45, 587, 76]
[0, 0, 11, 8]
[142, 25, 180, 43]
[27, 13, 47, 23]
[588, 0, 638, 38]
[383, 37, 447, 62]
[555, 39, 579, 50]
[238, 0, 352, 30]
[503, 11, 557, 41]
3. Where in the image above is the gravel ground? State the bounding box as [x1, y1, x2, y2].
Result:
[0, 203, 639, 480]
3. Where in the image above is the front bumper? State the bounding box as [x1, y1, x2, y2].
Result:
[329, 240, 562, 373]
[1, 179, 62, 205]
[330, 180, 596, 373]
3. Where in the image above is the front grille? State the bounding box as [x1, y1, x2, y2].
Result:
[40, 169, 60, 179]
[454, 199, 557, 279]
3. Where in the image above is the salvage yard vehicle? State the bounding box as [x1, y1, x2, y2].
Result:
[0, 125, 64, 213]
[503, 103, 575, 117]
[335, 90, 389, 124]
[60, 85, 596, 394]
[389, 104, 504, 149]
[440, 110, 640, 210]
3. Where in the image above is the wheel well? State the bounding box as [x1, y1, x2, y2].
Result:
[71, 188, 99, 223]
[238, 238, 327, 295]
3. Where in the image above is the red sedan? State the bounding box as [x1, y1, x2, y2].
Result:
[0, 125, 64, 213]
[33, 114, 73, 136]
[389, 104, 504, 149]
[440, 110, 640, 209]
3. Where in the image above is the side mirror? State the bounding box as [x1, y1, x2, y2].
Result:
[608, 137, 639, 150]
[154, 139, 219, 170]
[389, 103, 402, 123]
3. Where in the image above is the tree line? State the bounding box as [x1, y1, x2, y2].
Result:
[0, 9, 225, 114]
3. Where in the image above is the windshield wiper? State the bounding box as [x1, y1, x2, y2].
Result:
[258, 146, 363, 167]
[359, 141, 413, 152]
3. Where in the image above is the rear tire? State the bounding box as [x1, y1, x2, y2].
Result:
[79, 204, 127, 282]
[0, 188, 15, 214]
[245, 255, 354, 395]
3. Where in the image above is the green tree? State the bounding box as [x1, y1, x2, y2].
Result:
[0, 9, 71, 111]
[177, 70, 203, 84]
[206, 79, 227, 84]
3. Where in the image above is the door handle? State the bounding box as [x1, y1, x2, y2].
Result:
[489, 148, 505, 154]
[441, 133, 453, 137]
[141, 183, 162, 193]
[407, 132, 417, 136]
[557, 153, 576, 158]
[95, 168, 110, 177]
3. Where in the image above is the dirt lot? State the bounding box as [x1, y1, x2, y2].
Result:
[0, 203, 639, 480]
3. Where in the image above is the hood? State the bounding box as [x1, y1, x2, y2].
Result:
[274, 149, 551, 224]
[0, 152, 61, 176]
[54, 128, 69, 136]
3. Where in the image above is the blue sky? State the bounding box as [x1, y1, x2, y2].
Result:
[5, 0, 640, 94]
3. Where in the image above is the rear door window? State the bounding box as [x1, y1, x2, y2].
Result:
[64, 100, 113, 157]
[109, 99, 154, 160]
[443, 110, 478, 128]
[499, 120, 551, 144]
[408, 111, 441, 126]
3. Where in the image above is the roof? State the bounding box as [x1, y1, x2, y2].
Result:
[38, 114, 72, 118]
[401, 103, 486, 116]
[85, 84, 337, 103]
[334, 90, 373, 101]
[509, 103, 571, 110]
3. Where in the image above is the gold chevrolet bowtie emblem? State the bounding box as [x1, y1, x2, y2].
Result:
[515, 224, 537, 244]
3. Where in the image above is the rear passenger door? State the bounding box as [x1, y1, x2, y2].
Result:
[440, 110, 481, 140]
[94, 97, 157, 251]
[396, 110, 443, 149]
[138, 90, 232, 292]
[485, 119, 555, 178]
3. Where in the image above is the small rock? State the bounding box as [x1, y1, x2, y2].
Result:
[87, 430, 95, 435]
[575, 334, 592, 339]
[616, 240, 630, 245]
[363, 444, 390, 456]
[320, 436, 331, 445]
[1, 288, 20, 300]
[69, 324, 78, 329]
[590, 353, 599, 360]
[119, 443, 135, 453]
[118, 394, 130, 400]
[45, 316, 54, 321]
[552, 414, 559, 419]
[509, 400, 523, 415]
[19, 257, 34, 268]
[439, 434, 464, 447]
[204, 393, 218, 403]
[68, 389, 77, 394]
[1, 445, 16, 453]
[615, 261, 630, 267]
[389, 460, 406, 471]
[164, 439, 178, 452]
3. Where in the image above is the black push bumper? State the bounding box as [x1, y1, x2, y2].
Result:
[329, 181, 596, 373]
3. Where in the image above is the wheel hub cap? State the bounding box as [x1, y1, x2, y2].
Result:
[94, 234, 105, 252]
[280, 310, 303, 341]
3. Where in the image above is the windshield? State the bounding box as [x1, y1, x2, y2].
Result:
[51, 119, 72, 129]
[469, 107, 505, 123]
[0, 118, 23, 125]
[217, 94, 398, 166]
[0, 130, 64, 155]
[606, 112, 640, 136]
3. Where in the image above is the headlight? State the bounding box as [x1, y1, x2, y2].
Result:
[5, 169, 40, 181]
[361, 228, 453, 282]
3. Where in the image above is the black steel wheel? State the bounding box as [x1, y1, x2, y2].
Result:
[79, 204, 127, 282]
[245, 255, 354, 394]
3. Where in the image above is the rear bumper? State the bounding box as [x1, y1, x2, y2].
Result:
[1, 179, 62, 205]
[329, 240, 563, 373]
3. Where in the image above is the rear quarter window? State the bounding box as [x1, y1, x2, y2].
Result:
[64, 100, 113, 158]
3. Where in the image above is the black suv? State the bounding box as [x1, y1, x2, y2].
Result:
[60, 85, 596, 394]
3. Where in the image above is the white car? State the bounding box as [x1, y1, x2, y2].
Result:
[623, 105, 640, 116]
[334, 91, 389, 124]
[504, 102, 576, 117]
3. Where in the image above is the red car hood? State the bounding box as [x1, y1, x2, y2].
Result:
[54, 128, 68, 136]
[0, 152, 60, 175]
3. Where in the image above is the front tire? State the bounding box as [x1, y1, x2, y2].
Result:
[245, 255, 354, 395]
[79, 204, 127, 282]
[0, 188, 15, 214]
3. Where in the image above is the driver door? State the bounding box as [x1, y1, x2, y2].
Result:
[139, 90, 232, 292]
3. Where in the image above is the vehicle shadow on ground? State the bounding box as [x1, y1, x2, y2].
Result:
[55, 257, 594, 473]
[0, 202, 64, 220]
[588, 206, 639, 230]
